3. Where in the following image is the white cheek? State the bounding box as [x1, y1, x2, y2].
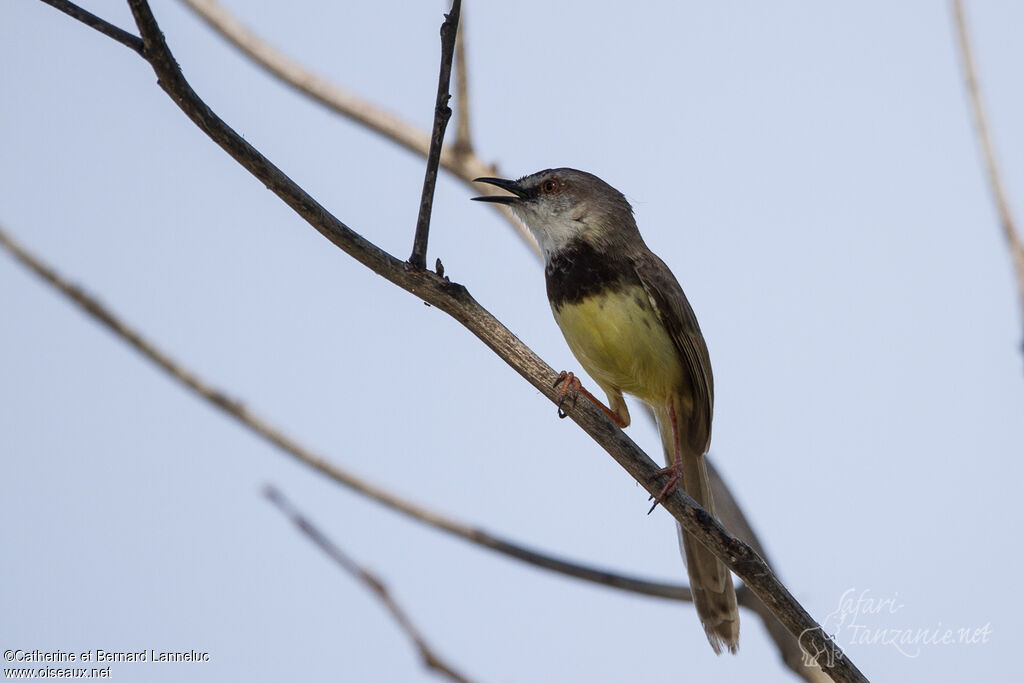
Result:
[516, 209, 581, 259]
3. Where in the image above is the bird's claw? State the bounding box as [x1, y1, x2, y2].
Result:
[647, 462, 683, 514]
[554, 371, 581, 419]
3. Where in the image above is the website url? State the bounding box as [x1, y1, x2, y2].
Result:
[4, 667, 111, 679]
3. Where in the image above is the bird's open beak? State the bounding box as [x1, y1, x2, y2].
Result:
[471, 177, 527, 204]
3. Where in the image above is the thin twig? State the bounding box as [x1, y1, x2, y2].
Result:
[264, 486, 476, 683]
[453, 7, 472, 156]
[410, 0, 462, 270]
[952, 0, 1024, 351]
[40, 2, 867, 679]
[175, 0, 537, 255]
[39, 0, 144, 54]
[0, 223, 688, 603]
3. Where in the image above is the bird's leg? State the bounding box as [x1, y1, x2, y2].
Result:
[648, 402, 684, 513]
[553, 371, 628, 428]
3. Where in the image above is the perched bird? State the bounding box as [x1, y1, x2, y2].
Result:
[473, 168, 739, 653]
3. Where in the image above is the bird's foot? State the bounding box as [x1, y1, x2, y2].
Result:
[648, 461, 683, 514]
[553, 371, 628, 427]
[553, 371, 582, 418]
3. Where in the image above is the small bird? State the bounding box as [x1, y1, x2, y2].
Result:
[473, 168, 739, 653]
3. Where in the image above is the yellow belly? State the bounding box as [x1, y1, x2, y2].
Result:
[552, 286, 685, 404]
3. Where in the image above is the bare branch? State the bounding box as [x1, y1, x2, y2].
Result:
[39, 0, 144, 54]
[178, 0, 424, 155]
[264, 486, 476, 683]
[453, 7, 472, 156]
[410, 0, 462, 270]
[952, 0, 1024, 351]
[176, 0, 536, 254]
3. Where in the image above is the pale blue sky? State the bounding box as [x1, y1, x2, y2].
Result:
[3, 2, 1023, 681]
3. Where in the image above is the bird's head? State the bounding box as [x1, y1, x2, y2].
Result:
[473, 168, 637, 259]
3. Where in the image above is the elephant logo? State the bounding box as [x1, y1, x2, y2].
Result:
[798, 626, 842, 669]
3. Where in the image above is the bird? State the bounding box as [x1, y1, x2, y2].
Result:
[472, 168, 739, 653]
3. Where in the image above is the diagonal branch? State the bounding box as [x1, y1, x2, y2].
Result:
[952, 0, 1024, 352]
[176, 0, 536, 254]
[265, 486, 476, 683]
[37, 2, 867, 680]
[410, 0, 462, 270]
[40, 0, 144, 54]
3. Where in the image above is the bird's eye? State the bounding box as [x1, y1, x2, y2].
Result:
[540, 178, 561, 194]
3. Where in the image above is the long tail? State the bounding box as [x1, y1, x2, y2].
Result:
[656, 402, 740, 654]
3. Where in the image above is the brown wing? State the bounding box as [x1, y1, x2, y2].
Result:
[633, 250, 714, 452]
